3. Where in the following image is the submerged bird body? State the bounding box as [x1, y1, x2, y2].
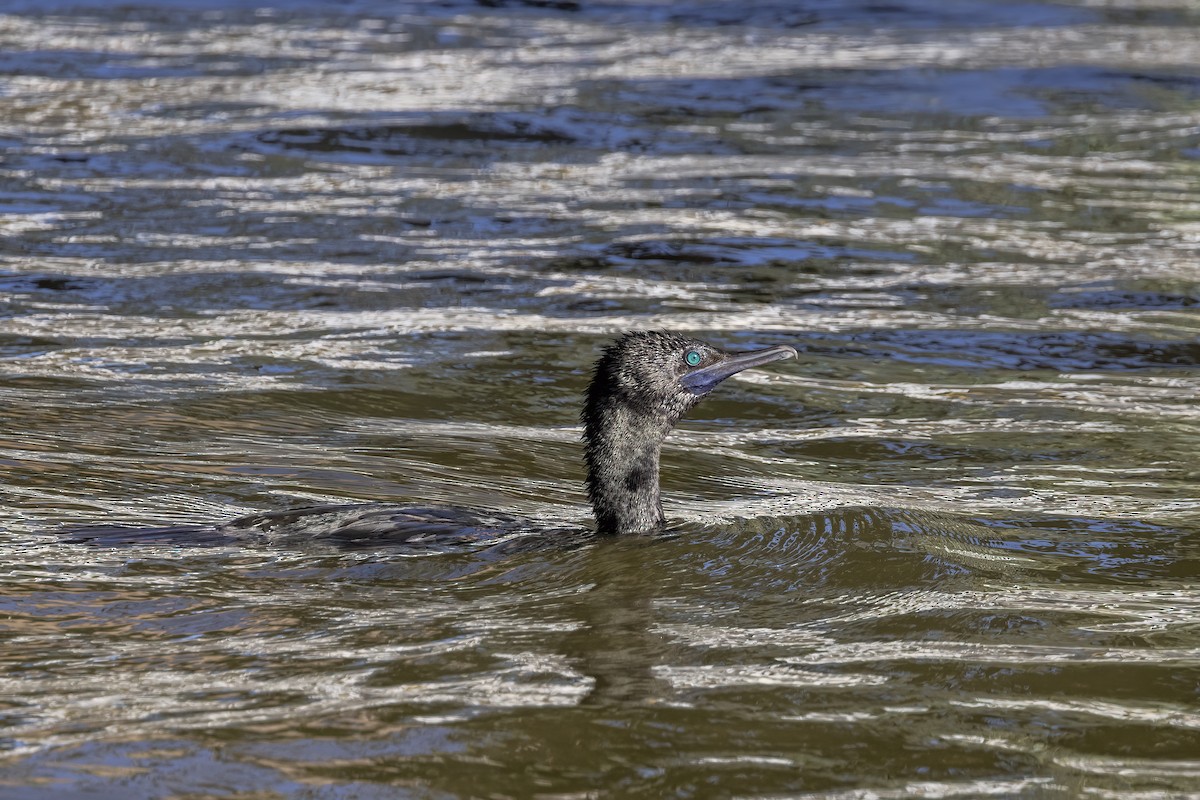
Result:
[64, 331, 795, 546]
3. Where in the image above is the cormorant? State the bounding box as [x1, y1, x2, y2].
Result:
[63, 331, 796, 546]
[583, 330, 796, 535]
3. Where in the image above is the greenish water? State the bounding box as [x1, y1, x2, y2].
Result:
[1, 1, 1199, 797]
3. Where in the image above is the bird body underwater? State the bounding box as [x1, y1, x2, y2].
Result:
[63, 331, 796, 546]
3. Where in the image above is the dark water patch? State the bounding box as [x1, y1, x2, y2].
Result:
[477, 0, 581, 11]
[0, 264, 578, 316]
[814, 330, 1200, 372]
[55, 506, 553, 553]
[823, 66, 1200, 119]
[1, 271, 382, 315]
[6, 148, 200, 184]
[917, 193, 1031, 219]
[596, 75, 825, 119]
[600, 237, 911, 270]
[633, 0, 1091, 30]
[255, 118, 574, 158]
[1050, 288, 1200, 310]
[663, 1, 818, 29]
[30, 277, 83, 291]
[739, 188, 917, 215]
[247, 108, 715, 164]
[609, 65, 1200, 129]
[0, 49, 297, 80]
[0, 273, 90, 295]
[1113, 69, 1200, 92]
[1100, 4, 1200, 26]
[0, 335, 66, 359]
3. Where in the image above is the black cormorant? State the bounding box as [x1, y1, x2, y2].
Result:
[583, 330, 795, 535]
[64, 331, 796, 546]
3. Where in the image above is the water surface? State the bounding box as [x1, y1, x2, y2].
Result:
[1, 0, 1199, 797]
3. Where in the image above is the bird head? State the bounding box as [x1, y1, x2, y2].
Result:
[586, 331, 797, 424]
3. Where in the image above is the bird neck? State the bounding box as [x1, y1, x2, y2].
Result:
[583, 401, 674, 535]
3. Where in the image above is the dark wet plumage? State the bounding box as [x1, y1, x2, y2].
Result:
[583, 331, 796, 535]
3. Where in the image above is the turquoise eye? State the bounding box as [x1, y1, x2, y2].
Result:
[685, 351, 702, 367]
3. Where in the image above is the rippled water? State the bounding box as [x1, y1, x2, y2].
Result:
[2, 0, 1199, 796]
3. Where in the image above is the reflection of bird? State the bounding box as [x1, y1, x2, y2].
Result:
[64, 332, 796, 546]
